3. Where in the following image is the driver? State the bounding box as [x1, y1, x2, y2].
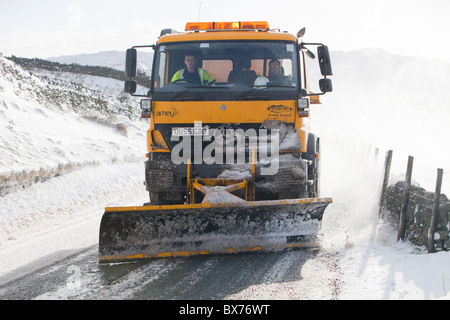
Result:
[171, 53, 213, 85]
[268, 59, 291, 86]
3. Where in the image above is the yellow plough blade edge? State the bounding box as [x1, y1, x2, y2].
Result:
[98, 197, 332, 263]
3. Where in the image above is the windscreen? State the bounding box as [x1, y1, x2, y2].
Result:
[152, 40, 300, 101]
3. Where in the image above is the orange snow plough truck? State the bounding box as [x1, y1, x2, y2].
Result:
[99, 21, 333, 262]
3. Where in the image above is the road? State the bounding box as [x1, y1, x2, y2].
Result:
[0, 244, 342, 300]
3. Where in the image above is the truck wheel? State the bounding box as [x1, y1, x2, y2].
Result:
[145, 155, 179, 205]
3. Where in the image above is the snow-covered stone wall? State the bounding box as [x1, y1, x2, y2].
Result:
[383, 181, 450, 250]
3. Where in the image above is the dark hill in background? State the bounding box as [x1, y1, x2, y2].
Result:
[8, 55, 150, 88]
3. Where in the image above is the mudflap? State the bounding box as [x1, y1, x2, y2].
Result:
[98, 198, 332, 263]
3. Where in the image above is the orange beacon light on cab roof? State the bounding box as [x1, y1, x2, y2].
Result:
[185, 21, 269, 31]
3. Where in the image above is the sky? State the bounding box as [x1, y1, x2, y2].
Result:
[0, 0, 450, 63]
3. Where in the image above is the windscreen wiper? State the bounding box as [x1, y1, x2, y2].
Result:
[254, 84, 296, 88]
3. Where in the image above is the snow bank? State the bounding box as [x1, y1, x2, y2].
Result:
[338, 243, 450, 299]
[0, 162, 148, 284]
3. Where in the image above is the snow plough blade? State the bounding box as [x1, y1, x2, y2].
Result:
[98, 197, 332, 263]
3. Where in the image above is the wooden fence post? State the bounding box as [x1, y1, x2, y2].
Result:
[428, 168, 444, 253]
[397, 156, 414, 241]
[379, 150, 393, 219]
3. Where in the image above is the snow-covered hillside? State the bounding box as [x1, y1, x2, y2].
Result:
[0, 55, 148, 254]
[0, 55, 147, 193]
[0, 49, 449, 299]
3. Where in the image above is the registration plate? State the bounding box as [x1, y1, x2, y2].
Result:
[172, 127, 209, 136]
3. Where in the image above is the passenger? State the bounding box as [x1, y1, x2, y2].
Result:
[268, 59, 291, 86]
[171, 54, 213, 85]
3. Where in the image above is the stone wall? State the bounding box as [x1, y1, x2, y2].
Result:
[382, 181, 450, 250]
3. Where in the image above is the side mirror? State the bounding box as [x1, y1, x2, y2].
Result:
[125, 48, 137, 78]
[124, 80, 137, 94]
[317, 45, 333, 76]
[319, 78, 333, 93]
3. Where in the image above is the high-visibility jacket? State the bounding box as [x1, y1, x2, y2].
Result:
[171, 67, 213, 85]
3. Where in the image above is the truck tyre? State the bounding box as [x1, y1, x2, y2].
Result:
[145, 154, 183, 205]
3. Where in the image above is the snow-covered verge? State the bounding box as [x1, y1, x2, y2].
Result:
[318, 137, 450, 300]
[0, 162, 148, 285]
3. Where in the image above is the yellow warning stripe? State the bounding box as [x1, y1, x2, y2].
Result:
[104, 197, 332, 213]
[98, 242, 318, 262]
